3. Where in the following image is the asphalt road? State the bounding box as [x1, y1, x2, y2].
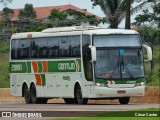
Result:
[0, 102, 159, 111]
[0, 102, 159, 119]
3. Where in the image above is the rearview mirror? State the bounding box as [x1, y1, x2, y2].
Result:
[143, 45, 152, 61]
[89, 45, 96, 62]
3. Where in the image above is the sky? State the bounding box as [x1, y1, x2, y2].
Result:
[0, 0, 152, 28]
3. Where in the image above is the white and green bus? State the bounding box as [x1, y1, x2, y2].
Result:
[10, 26, 152, 104]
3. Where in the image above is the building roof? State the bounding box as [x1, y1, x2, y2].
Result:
[1, 4, 100, 21]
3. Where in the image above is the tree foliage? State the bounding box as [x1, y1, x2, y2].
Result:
[48, 9, 100, 27]
[19, 4, 36, 19]
[132, 3, 160, 27]
[0, 7, 14, 33]
[91, 0, 148, 28]
[18, 4, 37, 32]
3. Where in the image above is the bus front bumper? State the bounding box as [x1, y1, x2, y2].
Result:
[93, 85, 145, 98]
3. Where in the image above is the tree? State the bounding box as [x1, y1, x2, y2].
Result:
[138, 26, 159, 75]
[19, 4, 36, 19]
[18, 4, 37, 32]
[48, 9, 68, 27]
[132, 3, 160, 75]
[1, 7, 14, 32]
[48, 9, 100, 27]
[125, 0, 131, 29]
[132, 2, 160, 28]
[91, 0, 148, 28]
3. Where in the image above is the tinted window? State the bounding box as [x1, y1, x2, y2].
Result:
[70, 36, 80, 57]
[60, 37, 69, 57]
[11, 36, 81, 60]
[48, 37, 59, 58]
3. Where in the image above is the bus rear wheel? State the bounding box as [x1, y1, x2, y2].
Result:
[74, 85, 88, 104]
[119, 97, 130, 104]
[64, 98, 75, 104]
[30, 84, 38, 104]
[24, 85, 31, 104]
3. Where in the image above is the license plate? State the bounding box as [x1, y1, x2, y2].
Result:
[117, 90, 126, 94]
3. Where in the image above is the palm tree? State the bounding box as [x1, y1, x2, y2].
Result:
[91, 0, 148, 28]
[125, 0, 131, 29]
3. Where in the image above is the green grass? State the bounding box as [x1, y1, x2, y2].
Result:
[0, 41, 10, 53]
[51, 108, 159, 120]
[0, 53, 10, 88]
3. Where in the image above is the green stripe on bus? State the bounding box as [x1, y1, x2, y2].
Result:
[48, 60, 81, 72]
[27, 62, 31, 73]
[37, 61, 43, 72]
[10, 60, 81, 73]
[40, 74, 46, 86]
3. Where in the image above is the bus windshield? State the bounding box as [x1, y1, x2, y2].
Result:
[93, 35, 144, 80]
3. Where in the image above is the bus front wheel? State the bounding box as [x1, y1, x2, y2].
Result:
[119, 97, 130, 104]
[74, 85, 88, 104]
[24, 84, 31, 104]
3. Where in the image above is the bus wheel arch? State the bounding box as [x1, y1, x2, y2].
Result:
[74, 82, 88, 104]
[22, 82, 31, 104]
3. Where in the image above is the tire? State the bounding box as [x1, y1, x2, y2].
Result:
[74, 85, 88, 104]
[30, 84, 39, 104]
[23, 85, 32, 104]
[64, 98, 75, 104]
[119, 97, 130, 104]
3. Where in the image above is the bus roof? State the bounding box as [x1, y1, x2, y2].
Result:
[11, 26, 139, 40]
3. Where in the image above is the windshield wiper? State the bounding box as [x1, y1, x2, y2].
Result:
[123, 64, 135, 80]
[121, 56, 135, 80]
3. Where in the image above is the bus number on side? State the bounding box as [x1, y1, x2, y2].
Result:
[11, 64, 22, 72]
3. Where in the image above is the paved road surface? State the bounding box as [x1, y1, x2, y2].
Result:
[0, 102, 159, 119]
[0, 102, 159, 111]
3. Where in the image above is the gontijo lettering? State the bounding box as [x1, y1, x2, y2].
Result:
[58, 63, 75, 70]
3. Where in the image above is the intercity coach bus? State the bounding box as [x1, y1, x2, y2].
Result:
[10, 26, 152, 104]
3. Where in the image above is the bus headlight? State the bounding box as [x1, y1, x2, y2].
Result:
[135, 82, 145, 87]
[96, 83, 108, 87]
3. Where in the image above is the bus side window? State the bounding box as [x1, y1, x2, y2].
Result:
[49, 46, 59, 57]
[39, 47, 49, 58]
[60, 37, 69, 57]
[70, 36, 80, 57]
[11, 40, 19, 59]
[48, 37, 59, 58]
[30, 41, 38, 58]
